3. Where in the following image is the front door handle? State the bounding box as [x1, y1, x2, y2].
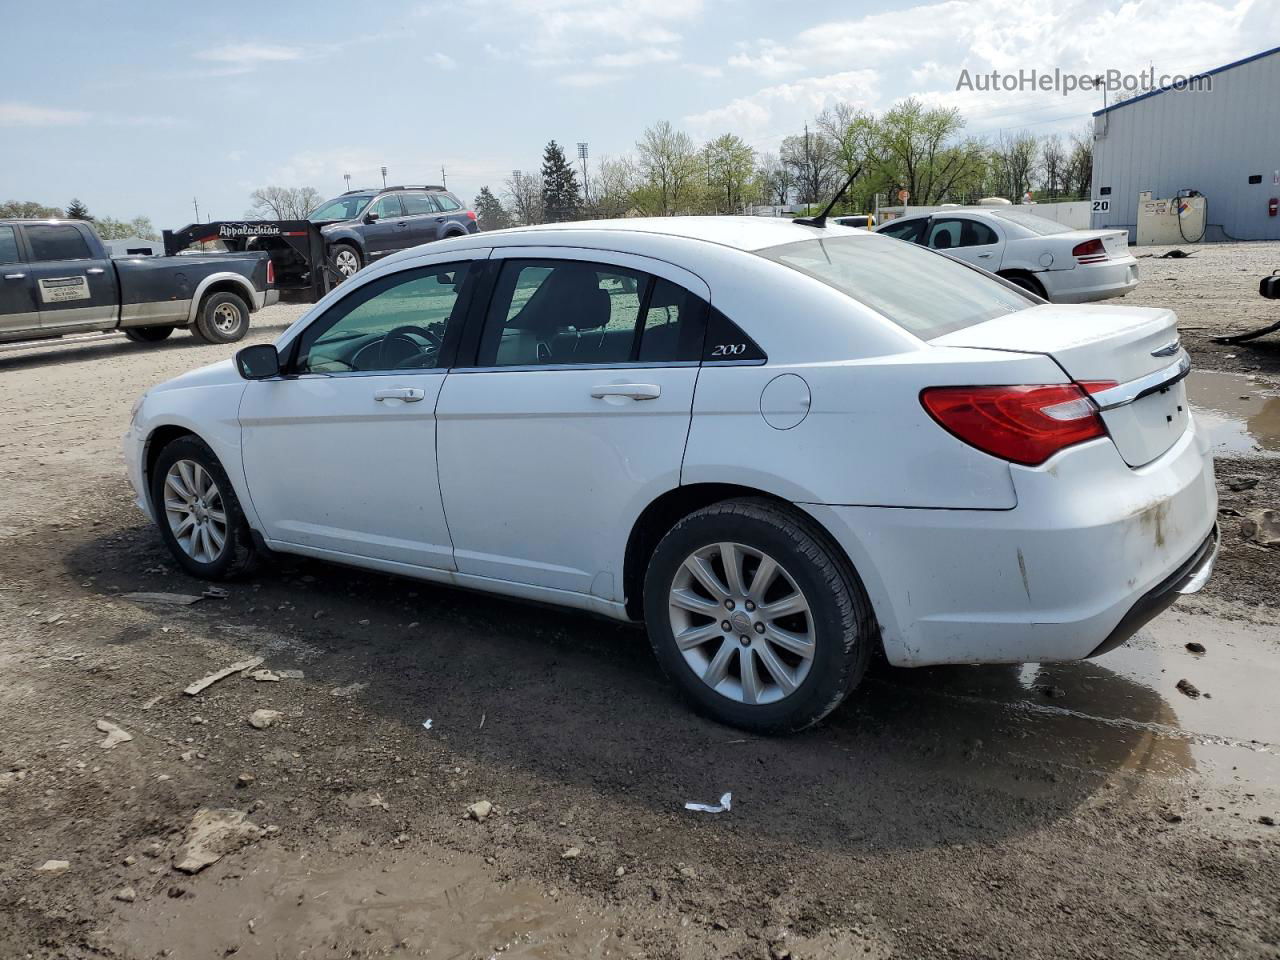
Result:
[374, 387, 426, 402]
[86, 267, 105, 274]
[977, 253, 993, 259]
[591, 383, 661, 401]
[3, 273, 26, 280]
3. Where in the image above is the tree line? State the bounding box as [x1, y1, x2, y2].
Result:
[473, 98, 1094, 229]
[0, 198, 159, 241]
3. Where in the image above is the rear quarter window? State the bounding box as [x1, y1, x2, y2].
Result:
[758, 235, 1031, 340]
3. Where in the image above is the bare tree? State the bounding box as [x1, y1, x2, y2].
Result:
[588, 156, 640, 219]
[754, 152, 792, 207]
[989, 132, 1041, 200]
[1039, 134, 1068, 199]
[1065, 129, 1094, 199]
[781, 125, 839, 206]
[636, 121, 699, 215]
[504, 171, 545, 225]
[249, 186, 323, 219]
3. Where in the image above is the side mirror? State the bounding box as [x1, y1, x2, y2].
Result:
[363, 212, 379, 224]
[235, 344, 281, 380]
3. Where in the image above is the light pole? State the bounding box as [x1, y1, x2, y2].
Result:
[380, 166, 388, 189]
[343, 173, 351, 192]
[576, 142, 589, 205]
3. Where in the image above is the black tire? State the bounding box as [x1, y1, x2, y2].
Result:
[1003, 273, 1047, 299]
[149, 435, 258, 581]
[642, 498, 876, 734]
[123, 325, 175, 343]
[192, 291, 250, 344]
[330, 243, 363, 280]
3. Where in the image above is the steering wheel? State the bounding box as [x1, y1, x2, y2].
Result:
[378, 324, 443, 370]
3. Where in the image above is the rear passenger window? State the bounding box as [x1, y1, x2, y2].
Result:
[476, 261, 705, 367]
[25, 225, 91, 261]
[0, 226, 20, 264]
[401, 193, 436, 215]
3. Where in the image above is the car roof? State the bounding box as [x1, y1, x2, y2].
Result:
[468, 216, 855, 253]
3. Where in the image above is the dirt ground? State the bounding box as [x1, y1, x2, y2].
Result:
[1, 244, 1278, 960]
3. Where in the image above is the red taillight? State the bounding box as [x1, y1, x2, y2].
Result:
[920, 384, 1106, 466]
[1072, 238, 1107, 263]
[466, 210, 477, 221]
[266, 259, 275, 286]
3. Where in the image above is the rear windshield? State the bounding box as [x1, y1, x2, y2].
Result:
[988, 210, 1072, 235]
[757, 235, 1031, 339]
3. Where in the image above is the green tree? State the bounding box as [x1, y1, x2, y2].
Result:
[636, 121, 699, 215]
[540, 141, 582, 223]
[864, 98, 986, 205]
[93, 216, 159, 241]
[66, 198, 93, 220]
[473, 186, 511, 230]
[0, 200, 64, 218]
[702, 134, 756, 213]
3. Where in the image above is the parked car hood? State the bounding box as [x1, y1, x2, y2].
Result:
[151, 358, 242, 394]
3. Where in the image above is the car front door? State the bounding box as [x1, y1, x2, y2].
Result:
[362, 194, 408, 259]
[0, 225, 40, 337]
[435, 248, 709, 600]
[21, 223, 119, 332]
[399, 192, 441, 246]
[238, 251, 487, 569]
[924, 217, 1002, 270]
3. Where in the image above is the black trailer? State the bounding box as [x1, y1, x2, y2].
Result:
[1214, 271, 1280, 344]
[163, 220, 339, 304]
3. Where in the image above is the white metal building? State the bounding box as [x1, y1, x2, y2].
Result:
[1090, 45, 1280, 242]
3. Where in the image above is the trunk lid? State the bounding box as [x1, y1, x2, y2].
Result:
[933, 304, 1188, 466]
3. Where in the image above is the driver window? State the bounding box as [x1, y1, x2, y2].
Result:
[293, 263, 470, 374]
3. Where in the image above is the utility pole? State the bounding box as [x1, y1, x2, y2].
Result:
[343, 173, 351, 192]
[441, 166, 447, 189]
[577, 142, 590, 204]
[380, 166, 388, 189]
[192, 197, 200, 223]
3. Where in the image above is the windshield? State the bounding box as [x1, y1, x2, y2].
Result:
[309, 194, 374, 222]
[758, 235, 1031, 340]
[988, 210, 1072, 235]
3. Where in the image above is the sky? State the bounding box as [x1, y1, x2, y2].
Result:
[2, 0, 1276, 229]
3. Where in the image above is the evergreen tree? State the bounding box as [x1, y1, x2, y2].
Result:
[540, 140, 581, 223]
[473, 186, 511, 231]
[66, 198, 93, 220]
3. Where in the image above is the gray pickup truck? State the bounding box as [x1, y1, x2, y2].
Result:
[0, 219, 277, 346]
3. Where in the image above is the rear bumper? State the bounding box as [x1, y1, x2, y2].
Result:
[254, 289, 280, 311]
[803, 417, 1217, 667]
[1041, 259, 1140, 303]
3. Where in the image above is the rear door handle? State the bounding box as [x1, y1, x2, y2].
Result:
[86, 267, 105, 274]
[976, 253, 993, 259]
[591, 383, 661, 401]
[3, 273, 25, 280]
[374, 387, 426, 402]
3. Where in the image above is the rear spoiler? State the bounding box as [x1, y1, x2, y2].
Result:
[162, 220, 337, 303]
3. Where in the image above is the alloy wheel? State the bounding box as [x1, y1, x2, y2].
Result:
[334, 249, 359, 276]
[163, 459, 228, 563]
[667, 542, 815, 705]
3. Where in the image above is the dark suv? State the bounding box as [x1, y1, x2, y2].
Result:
[309, 185, 478, 278]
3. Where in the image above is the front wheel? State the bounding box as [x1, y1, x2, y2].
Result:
[193, 291, 250, 344]
[330, 244, 362, 279]
[150, 435, 258, 580]
[642, 498, 876, 734]
[123, 326, 175, 343]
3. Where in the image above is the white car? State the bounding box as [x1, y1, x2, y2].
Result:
[876, 208, 1139, 303]
[125, 218, 1217, 733]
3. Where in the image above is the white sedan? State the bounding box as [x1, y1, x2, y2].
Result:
[125, 217, 1216, 733]
[876, 207, 1139, 303]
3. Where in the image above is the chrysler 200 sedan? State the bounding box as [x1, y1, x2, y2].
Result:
[124, 217, 1217, 733]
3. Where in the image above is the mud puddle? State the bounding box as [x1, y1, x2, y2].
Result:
[1187, 369, 1280, 457]
[108, 842, 614, 960]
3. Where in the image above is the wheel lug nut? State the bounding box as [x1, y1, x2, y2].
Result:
[745, 601, 755, 611]
[739, 635, 750, 646]
[754, 622, 765, 634]
[725, 600, 735, 611]
[721, 620, 732, 631]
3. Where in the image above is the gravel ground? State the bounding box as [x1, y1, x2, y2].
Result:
[1, 249, 1278, 960]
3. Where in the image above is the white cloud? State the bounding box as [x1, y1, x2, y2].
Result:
[198, 43, 304, 64]
[426, 52, 458, 69]
[684, 70, 881, 141]
[727, 41, 802, 77]
[682, 63, 724, 78]
[557, 71, 620, 88]
[0, 102, 89, 126]
[593, 47, 678, 68]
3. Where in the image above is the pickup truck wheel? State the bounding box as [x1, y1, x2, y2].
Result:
[193, 292, 250, 344]
[123, 326, 175, 343]
[330, 244, 362, 278]
[150, 435, 258, 580]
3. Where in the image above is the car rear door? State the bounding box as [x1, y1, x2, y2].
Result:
[0, 225, 40, 337]
[924, 217, 1002, 270]
[435, 248, 709, 599]
[21, 223, 119, 332]
[399, 192, 439, 246]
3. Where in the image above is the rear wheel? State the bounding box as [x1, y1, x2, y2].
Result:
[643, 498, 875, 733]
[149, 435, 258, 580]
[193, 291, 250, 344]
[1003, 272, 1047, 299]
[123, 326, 175, 343]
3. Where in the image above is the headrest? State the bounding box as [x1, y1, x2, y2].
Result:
[933, 231, 953, 249]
